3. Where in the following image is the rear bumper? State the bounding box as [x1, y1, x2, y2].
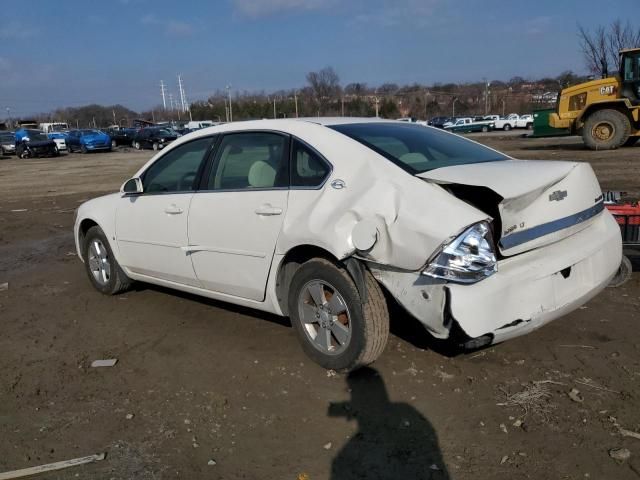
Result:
[372, 210, 622, 346]
[448, 210, 621, 344]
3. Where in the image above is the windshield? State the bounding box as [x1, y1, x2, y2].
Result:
[0, 133, 13, 142]
[81, 129, 102, 136]
[26, 130, 48, 142]
[51, 124, 68, 131]
[330, 122, 508, 174]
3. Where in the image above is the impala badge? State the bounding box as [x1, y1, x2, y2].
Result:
[549, 190, 567, 202]
[331, 179, 346, 190]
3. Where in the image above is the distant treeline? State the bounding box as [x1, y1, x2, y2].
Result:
[30, 69, 590, 128]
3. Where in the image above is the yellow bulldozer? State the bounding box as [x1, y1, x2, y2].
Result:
[550, 48, 640, 150]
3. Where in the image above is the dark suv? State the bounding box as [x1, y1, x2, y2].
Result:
[105, 127, 137, 148]
[132, 127, 179, 151]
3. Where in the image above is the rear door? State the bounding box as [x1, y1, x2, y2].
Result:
[187, 131, 289, 301]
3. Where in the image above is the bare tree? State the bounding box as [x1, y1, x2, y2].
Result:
[607, 20, 640, 71]
[306, 67, 341, 114]
[579, 21, 640, 77]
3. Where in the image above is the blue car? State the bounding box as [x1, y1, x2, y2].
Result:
[66, 129, 112, 153]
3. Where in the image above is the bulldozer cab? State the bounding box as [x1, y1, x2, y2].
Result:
[620, 48, 640, 104]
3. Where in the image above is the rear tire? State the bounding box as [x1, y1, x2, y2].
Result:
[288, 258, 389, 371]
[83, 226, 132, 295]
[583, 109, 631, 150]
[152, 142, 159, 151]
[608, 255, 633, 288]
[134, 141, 141, 150]
[81, 145, 88, 154]
[504, 124, 511, 131]
[526, 123, 533, 130]
[481, 125, 488, 132]
[111, 139, 117, 149]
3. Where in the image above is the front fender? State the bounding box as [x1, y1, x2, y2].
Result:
[74, 193, 121, 262]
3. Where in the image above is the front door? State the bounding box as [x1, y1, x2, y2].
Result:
[115, 136, 214, 285]
[188, 132, 289, 301]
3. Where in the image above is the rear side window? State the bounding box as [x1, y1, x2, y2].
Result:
[330, 122, 507, 174]
[142, 137, 212, 193]
[290, 139, 331, 187]
[207, 132, 288, 190]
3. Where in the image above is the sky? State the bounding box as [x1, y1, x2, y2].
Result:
[1, 0, 638, 116]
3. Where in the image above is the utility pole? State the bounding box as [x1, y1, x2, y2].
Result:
[484, 79, 491, 115]
[341, 97, 345, 117]
[452, 97, 458, 117]
[374, 91, 380, 117]
[424, 90, 430, 120]
[178, 75, 187, 112]
[5, 107, 11, 128]
[294, 91, 299, 118]
[502, 98, 506, 116]
[273, 97, 276, 119]
[160, 80, 167, 110]
[112, 109, 116, 126]
[226, 85, 233, 122]
[224, 98, 229, 122]
[168, 93, 174, 111]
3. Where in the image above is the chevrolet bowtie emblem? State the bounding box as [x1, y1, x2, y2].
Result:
[549, 190, 568, 202]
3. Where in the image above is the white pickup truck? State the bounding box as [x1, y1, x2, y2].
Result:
[493, 114, 519, 131]
[515, 114, 534, 129]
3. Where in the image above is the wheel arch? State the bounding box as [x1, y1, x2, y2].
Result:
[274, 244, 369, 316]
[577, 100, 636, 129]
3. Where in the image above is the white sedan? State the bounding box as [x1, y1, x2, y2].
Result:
[74, 118, 622, 370]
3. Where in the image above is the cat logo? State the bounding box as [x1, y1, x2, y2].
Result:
[549, 190, 568, 202]
[600, 85, 615, 96]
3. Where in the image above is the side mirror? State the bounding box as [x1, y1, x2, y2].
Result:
[121, 177, 143, 195]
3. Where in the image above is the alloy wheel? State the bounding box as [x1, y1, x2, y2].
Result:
[87, 239, 111, 286]
[297, 280, 352, 355]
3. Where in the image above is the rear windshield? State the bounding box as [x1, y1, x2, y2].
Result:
[330, 122, 508, 174]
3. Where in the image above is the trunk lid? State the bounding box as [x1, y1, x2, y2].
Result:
[418, 160, 604, 256]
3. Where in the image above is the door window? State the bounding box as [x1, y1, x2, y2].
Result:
[290, 139, 331, 187]
[207, 132, 288, 190]
[142, 137, 212, 193]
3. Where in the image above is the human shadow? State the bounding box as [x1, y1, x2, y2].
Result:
[329, 367, 450, 480]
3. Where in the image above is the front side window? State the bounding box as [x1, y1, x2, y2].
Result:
[142, 137, 212, 193]
[330, 122, 508, 174]
[290, 139, 331, 187]
[207, 132, 288, 190]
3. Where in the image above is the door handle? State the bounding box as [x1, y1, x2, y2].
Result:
[164, 204, 183, 215]
[255, 204, 283, 216]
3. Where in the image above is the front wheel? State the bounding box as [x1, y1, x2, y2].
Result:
[111, 140, 117, 149]
[288, 258, 389, 371]
[18, 145, 30, 159]
[81, 145, 88, 154]
[481, 125, 488, 132]
[152, 142, 159, 151]
[83, 226, 132, 295]
[503, 124, 511, 131]
[134, 141, 141, 150]
[608, 256, 633, 288]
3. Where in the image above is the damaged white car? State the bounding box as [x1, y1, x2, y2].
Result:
[74, 118, 622, 370]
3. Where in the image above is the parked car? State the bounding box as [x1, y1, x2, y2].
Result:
[47, 132, 68, 152]
[74, 119, 622, 371]
[428, 116, 451, 128]
[515, 114, 534, 129]
[493, 114, 519, 131]
[66, 129, 112, 153]
[0, 131, 16, 155]
[14, 128, 59, 158]
[104, 127, 136, 148]
[445, 117, 494, 133]
[132, 127, 178, 150]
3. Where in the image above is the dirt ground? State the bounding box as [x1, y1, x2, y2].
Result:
[0, 135, 639, 479]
